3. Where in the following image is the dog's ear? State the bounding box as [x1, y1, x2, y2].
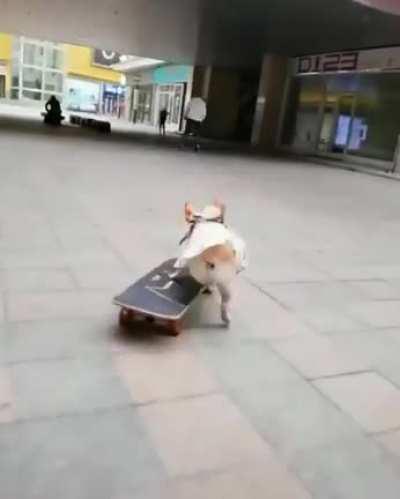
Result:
[214, 199, 226, 220]
[184, 202, 194, 223]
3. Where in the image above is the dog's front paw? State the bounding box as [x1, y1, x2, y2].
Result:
[221, 306, 231, 327]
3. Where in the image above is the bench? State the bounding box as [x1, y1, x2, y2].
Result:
[69, 114, 111, 133]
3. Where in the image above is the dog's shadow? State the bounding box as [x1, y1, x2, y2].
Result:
[111, 323, 175, 351]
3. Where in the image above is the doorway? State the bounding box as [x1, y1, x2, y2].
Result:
[135, 85, 153, 124]
[156, 83, 185, 132]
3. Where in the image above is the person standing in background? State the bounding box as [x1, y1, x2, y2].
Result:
[159, 108, 168, 136]
[184, 97, 207, 151]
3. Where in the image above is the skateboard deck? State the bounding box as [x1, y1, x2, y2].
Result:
[113, 258, 203, 335]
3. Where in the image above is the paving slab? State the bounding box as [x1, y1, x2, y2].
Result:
[2, 116, 400, 498]
[314, 372, 400, 433]
[271, 333, 367, 379]
[0, 409, 166, 499]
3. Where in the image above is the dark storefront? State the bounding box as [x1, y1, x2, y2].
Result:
[281, 47, 400, 167]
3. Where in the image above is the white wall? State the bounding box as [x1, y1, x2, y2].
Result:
[354, 0, 400, 15]
[0, 0, 200, 63]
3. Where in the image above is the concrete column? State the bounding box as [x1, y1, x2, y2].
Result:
[191, 65, 241, 139]
[191, 65, 212, 99]
[203, 67, 241, 139]
[191, 65, 260, 141]
[251, 54, 289, 150]
[181, 66, 194, 132]
[201, 66, 212, 100]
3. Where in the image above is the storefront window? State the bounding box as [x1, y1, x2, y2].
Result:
[348, 73, 400, 161]
[11, 62, 19, 87]
[283, 71, 400, 162]
[11, 38, 21, 98]
[23, 43, 44, 66]
[135, 85, 153, 124]
[45, 46, 63, 70]
[22, 67, 42, 89]
[22, 89, 42, 100]
[11, 37, 64, 103]
[44, 71, 63, 93]
[282, 76, 325, 150]
[65, 78, 100, 112]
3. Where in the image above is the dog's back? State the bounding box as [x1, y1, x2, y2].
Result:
[177, 201, 247, 324]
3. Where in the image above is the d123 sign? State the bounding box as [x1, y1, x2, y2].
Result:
[297, 52, 359, 74]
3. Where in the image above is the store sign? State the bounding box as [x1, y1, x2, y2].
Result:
[296, 46, 400, 74]
[93, 49, 122, 67]
[297, 52, 359, 74]
[152, 65, 191, 85]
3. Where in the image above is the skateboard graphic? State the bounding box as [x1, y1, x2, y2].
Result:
[113, 259, 203, 335]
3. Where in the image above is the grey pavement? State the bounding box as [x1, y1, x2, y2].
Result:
[2, 114, 400, 498]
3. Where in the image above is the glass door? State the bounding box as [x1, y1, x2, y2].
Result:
[318, 98, 336, 152]
[136, 86, 153, 124]
[318, 94, 355, 155]
[331, 95, 355, 154]
[157, 84, 184, 132]
[171, 84, 184, 127]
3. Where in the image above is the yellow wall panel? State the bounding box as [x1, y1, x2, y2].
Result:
[64, 44, 122, 83]
[0, 33, 13, 92]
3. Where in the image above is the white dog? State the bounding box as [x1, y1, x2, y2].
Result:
[175, 201, 247, 325]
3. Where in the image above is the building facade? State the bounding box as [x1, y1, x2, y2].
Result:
[127, 64, 193, 132]
[0, 33, 12, 98]
[0, 33, 126, 118]
[64, 45, 126, 118]
[279, 47, 400, 168]
[10, 36, 64, 102]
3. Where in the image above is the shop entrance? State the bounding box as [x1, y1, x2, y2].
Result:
[134, 85, 153, 124]
[156, 83, 185, 132]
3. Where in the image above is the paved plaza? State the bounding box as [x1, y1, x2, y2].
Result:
[2, 115, 400, 498]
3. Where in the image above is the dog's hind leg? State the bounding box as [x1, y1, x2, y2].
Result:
[217, 281, 233, 326]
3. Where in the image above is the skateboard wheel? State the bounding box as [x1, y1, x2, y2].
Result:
[167, 320, 182, 336]
[119, 308, 133, 327]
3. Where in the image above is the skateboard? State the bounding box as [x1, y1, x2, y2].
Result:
[113, 259, 203, 335]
